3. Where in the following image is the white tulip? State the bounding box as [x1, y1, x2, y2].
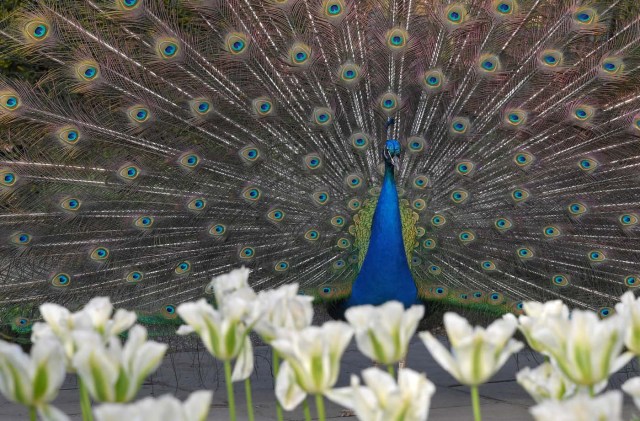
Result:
[518, 300, 569, 353]
[253, 284, 314, 343]
[208, 266, 252, 303]
[529, 310, 633, 389]
[176, 298, 254, 381]
[271, 321, 354, 410]
[516, 362, 576, 402]
[345, 301, 424, 365]
[72, 325, 167, 402]
[615, 291, 640, 355]
[0, 339, 69, 420]
[31, 297, 136, 363]
[326, 367, 435, 421]
[419, 312, 523, 386]
[622, 377, 640, 410]
[529, 390, 623, 421]
[94, 390, 213, 421]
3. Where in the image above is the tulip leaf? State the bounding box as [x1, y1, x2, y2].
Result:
[368, 330, 387, 362]
[32, 363, 48, 402]
[114, 368, 129, 402]
[7, 364, 29, 405]
[90, 354, 113, 401]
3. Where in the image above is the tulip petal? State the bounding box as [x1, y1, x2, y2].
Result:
[231, 336, 254, 382]
[419, 332, 459, 381]
[275, 362, 307, 411]
[38, 405, 71, 421]
[182, 390, 213, 421]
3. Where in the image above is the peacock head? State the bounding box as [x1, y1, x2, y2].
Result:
[384, 139, 401, 168]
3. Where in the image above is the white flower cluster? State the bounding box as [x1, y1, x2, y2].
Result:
[2, 267, 640, 421]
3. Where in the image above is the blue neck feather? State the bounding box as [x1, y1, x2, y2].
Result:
[347, 162, 418, 308]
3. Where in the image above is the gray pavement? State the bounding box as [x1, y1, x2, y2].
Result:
[1, 336, 639, 420]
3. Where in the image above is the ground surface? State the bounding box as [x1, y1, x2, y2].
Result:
[1, 335, 639, 420]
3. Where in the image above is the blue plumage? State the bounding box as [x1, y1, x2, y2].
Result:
[348, 142, 417, 308]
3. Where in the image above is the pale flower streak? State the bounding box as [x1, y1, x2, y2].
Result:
[94, 390, 213, 421]
[345, 301, 424, 365]
[325, 367, 435, 421]
[271, 321, 354, 410]
[72, 325, 167, 403]
[0, 338, 69, 421]
[419, 312, 523, 386]
[516, 362, 576, 403]
[529, 390, 623, 421]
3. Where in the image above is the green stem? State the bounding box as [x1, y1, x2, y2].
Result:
[79, 377, 94, 421]
[471, 385, 482, 421]
[245, 378, 255, 421]
[387, 364, 395, 378]
[303, 399, 312, 421]
[315, 394, 326, 421]
[224, 360, 237, 421]
[29, 406, 36, 421]
[273, 350, 284, 421]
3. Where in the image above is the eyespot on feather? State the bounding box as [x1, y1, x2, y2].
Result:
[0, 170, 18, 187]
[431, 214, 447, 227]
[288, 42, 312, 66]
[253, 97, 274, 117]
[127, 105, 151, 124]
[312, 108, 333, 126]
[312, 190, 330, 206]
[422, 69, 445, 91]
[386, 27, 409, 51]
[455, 161, 475, 176]
[242, 187, 261, 202]
[187, 197, 207, 210]
[510, 188, 530, 203]
[450, 117, 470, 135]
[190, 99, 212, 116]
[134, 216, 154, 228]
[60, 197, 81, 211]
[0, 92, 21, 112]
[267, 209, 285, 222]
[209, 224, 227, 237]
[90, 247, 110, 261]
[350, 132, 370, 151]
[225, 32, 250, 55]
[407, 136, 426, 154]
[23, 18, 51, 42]
[304, 154, 323, 170]
[450, 189, 469, 204]
[74, 60, 100, 82]
[10, 232, 32, 246]
[57, 126, 81, 145]
[494, 217, 513, 232]
[551, 274, 569, 287]
[51, 273, 71, 287]
[175, 260, 191, 274]
[156, 38, 180, 60]
[118, 164, 140, 180]
[413, 175, 429, 190]
[568, 201, 588, 217]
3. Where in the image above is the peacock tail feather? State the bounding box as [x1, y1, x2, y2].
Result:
[1, 0, 640, 337]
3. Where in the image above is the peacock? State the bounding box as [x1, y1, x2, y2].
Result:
[1, 0, 640, 340]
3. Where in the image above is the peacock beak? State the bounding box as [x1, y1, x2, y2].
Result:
[392, 155, 400, 169]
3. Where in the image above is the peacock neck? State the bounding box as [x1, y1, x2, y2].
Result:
[347, 162, 418, 308]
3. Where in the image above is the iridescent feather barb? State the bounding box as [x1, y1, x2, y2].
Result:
[1, 0, 640, 337]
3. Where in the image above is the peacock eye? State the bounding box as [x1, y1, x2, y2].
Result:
[52, 273, 71, 287]
[226, 33, 250, 55]
[1, 93, 21, 111]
